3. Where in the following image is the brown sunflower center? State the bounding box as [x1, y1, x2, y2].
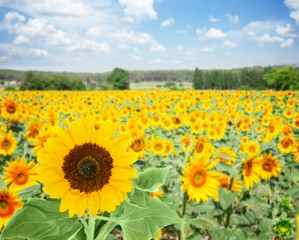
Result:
[249, 146, 256, 152]
[262, 160, 273, 172]
[244, 159, 253, 177]
[0, 200, 8, 210]
[13, 170, 29, 185]
[6, 104, 16, 114]
[195, 142, 204, 153]
[0, 198, 13, 216]
[131, 139, 144, 152]
[2, 140, 11, 149]
[154, 143, 162, 151]
[192, 169, 206, 187]
[62, 143, 113, 194]
[77, 156, 100, 179]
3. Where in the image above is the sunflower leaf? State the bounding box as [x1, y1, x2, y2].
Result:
[218, 188, 238, 211]
[110, 190, 183, 240]
[0, 198, 82, 240]
[133, 166, 171, 192]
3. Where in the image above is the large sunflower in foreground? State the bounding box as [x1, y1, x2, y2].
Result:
[0, 189, 23, 229]
[180, 156, 219, 203]
[3, 157, 37, 192]
[37, 118, 138, 217]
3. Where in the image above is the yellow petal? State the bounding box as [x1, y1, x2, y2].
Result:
[109, 134, 131, 158]
[113, 152, 138, 167]
[37, 166, 64, 183]
[69, 118, 88, 145]
[57, 128, 75, 150]
[37, 152, 64, 167]
[60, 189, 80, 217]
[44, 137, 70, 158]
[109, 179, 133, 192]
[111, 166, 137, 180]
[87, 191, 100, 216]
[43, 180, 70, 198]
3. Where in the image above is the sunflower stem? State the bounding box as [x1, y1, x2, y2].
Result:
[224, 177, 234, 229]
[180, 192, 188, 240]
[87, 210, 96, 240]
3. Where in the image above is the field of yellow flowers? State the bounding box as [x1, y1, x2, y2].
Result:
[0, 89, 298, 240]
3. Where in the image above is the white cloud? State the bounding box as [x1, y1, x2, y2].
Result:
[222, 40, 238, 48]
[161, 18, 174, 27]
[225, 14, 239, 24]
[66, 40, 110, 53]
[177, 45, 183, 50]
[148, 59, 162, 64]
[119, 0, 157, 22]
[29, 48, 49, 57]
[186, 51, 193, 56]
[0, 56, 8, 62]
[281, 38, 294, 48]
[131, 54, 141, 60]
[150, 44, 166, 52]
[209, 15, 221, 22]
[13, 35, 30, 44]
[256, 34, 285, 43]
[203, 47, 214, 52]
[205, 28, 226, 38]
[110, 29, 154, 45]
[284, 0, 299, 25]
[4, 11, 25, 22]
[275, 23, 299, 37]
[176, 30, 187, 34]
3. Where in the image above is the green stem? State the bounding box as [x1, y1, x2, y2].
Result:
[180, 192, 188, 240]
[224, 177, 234, 229]
[87, 211, 96, 240]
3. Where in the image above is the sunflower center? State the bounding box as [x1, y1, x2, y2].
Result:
[77, 156, 100, 179]
[131, 139, 144, 152]
[262, 160, 273, 172]
[2, 140, 11, 149]
[0, 200, 8, 210]
[244, 159, 253, 177]
[154, 144, 162, 151]
[282, 139, 291, 148]
[192, 169, 206, 187]
[6, 104, 16, 114]
[249, 146, 256, 152]
[13, 170, 29, 185]
[62, 143, 113, 194]
[195, 142, 204, 153]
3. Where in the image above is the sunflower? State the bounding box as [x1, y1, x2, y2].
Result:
[292, 141, 299, 163]
[129, 136, 146, 158]
[215, 146, 236, 165]
[36, 118, 138, 217]
[3, 157, 37, 192]
[0, 189, 23, 229]
[1, 97, 19, 120]
[244, 141, 260, 157]
[194, 136, 214, 158]
[278, 137, 295, 154]
[214, 174, 243, 201]
[242, 157, 261, 189]
[0, 131, 17, 156]
[181, 156, 219, 203]
[256, 152, 282, 181]
[33, 126, 58, 154]
[151, 139, 165, 156]
[151, 187, 164, 199]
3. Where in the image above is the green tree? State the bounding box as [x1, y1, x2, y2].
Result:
[192, 68, 204, 89]
[19, 71, 45, 90]
[71, 77, 86, 90]
[263, 66, 299, 90]
[106, 68, 130, 90]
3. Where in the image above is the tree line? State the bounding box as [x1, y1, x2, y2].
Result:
[192, 66, 299, 90]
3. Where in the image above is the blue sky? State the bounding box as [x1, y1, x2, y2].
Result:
[0, 0, 299, 72]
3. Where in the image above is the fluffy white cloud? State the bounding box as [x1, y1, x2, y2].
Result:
[196, 29, 202, 35]
[203, 47, 214, 52]
[177, 45, 183, 50]
[4, 11, 25, 22]
[66, 40, 110, 53]
[209, 15, 221, 22]
[119, 0, 157, 21]
[150, 44, 166, 52]
[225, 14, 239, 24]
[281, 38, 294, 48]
[275, 23, 299, 37]
[161, 18, 175, 27]
[29, 48, 49, 57]
[110, 29, 154, 45]
[256, 34, 285, 43]
[205, 28, 226, 38]
[13, 35, 30, 44]
[222, 41, 238, 48]
[284, 0, 299, 25]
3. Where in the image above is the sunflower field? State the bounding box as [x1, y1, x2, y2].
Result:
[0, 89, 298, 240]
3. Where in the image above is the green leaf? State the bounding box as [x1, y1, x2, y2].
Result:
[1, 198, 82, 240]
[218, 188, 238, 211]
[286, 185, 299, 198]
[240, 196, 271, 213]
[191, 215, 219, 230]
[187, 201, 215, 214]
[0, 174, 6, 189]
[133, 167, 171, 192]
[258, 218, 274, 232]
[211, 229, 246, 240]
[18, 184, 40, 200]
[114, 191, 182, 240]
[230, 214, 250, 226]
